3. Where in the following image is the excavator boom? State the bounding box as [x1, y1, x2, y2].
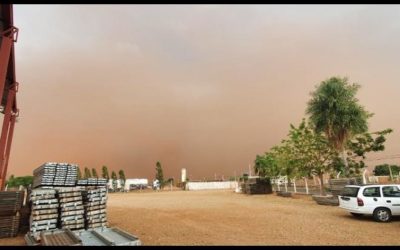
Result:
[0, 4, 19, 190]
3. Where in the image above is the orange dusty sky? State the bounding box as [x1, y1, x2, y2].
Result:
[7, 5, 400, 180]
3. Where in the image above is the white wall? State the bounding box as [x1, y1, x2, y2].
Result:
[186, 181, 238, 191]
[124, 179, 148, 190]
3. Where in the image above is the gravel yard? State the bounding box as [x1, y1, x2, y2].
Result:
[1, 190, 399, 245]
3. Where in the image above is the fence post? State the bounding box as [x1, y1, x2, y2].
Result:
[284, 176, 288, 192]
[362, 169, 367, 184]
[304, 177, 309, 195]
[293, 178, 297, 193]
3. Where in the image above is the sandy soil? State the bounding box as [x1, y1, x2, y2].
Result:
[1, 190, 400, 245]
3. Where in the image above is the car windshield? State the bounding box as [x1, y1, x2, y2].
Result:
[341, 187, 359, 197]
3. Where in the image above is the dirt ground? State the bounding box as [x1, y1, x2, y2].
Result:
[1, 190, 400, 245]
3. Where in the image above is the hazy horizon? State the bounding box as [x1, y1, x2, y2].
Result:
[8, 4, 400, 181]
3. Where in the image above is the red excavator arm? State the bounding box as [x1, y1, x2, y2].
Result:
[0, 4, 19, 190]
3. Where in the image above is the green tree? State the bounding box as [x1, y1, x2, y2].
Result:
[155, 161, 164, 188]
[286, 119, 337, 195]
[77, 167, 82, 180]
[111, 171, 117, 190]
[91, 168, 98, 178]
[6, 175, 33, 188]
[102, 165, 110, 180]
[343, 129, 393, 176]
[118, 170, 126, 181]
[306, 76, 372, 176]
[254, 152, 280, 178]
[373, 164, 400, 176]
[84, 167, 92, 179]
[254, 119, 338, 195]
[272, 143, 298, 184]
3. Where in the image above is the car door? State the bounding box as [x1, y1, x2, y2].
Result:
[339, 186, 360, 209]
[360, 186, 381, 213]
[381, 185, 400, 215]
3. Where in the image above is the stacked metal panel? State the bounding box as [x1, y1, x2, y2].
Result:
[33, 162, 78, 188]
[77, 179, 88, 186]
[57, 187, 85, 231]
[29, 189, 59, 240]
[97, 178, 107, 186]
[33, 163, 57, 188]
[74, 227, 141, 246]
[82, 187, 107, 229]
[77, 178, 107, 187]
[40, 228, 83, 246]
[0, 191, 24, 238]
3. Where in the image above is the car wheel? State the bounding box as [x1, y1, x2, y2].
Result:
[350, 213, 363, 218]
[373, 207, 391, 222]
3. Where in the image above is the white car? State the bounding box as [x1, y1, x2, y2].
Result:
[338, 184, 400, 222]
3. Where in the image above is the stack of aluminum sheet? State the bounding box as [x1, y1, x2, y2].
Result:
[33, 162, 57, 187]
[64, 164, 78, 186]
[29, 189, 59, 240]
[33, 162, 78, 188]
[57, 187, 85, 231]
[97, 178, 107, 186]
[74, 227, 141, 246]
[88, 178, 98, 186]
[77, 179, 88, 186]
[77, 178, 107, 187]
[40, 228, 83, 246]
[82, 187, 107, 229]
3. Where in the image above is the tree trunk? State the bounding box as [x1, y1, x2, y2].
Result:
[319, 173, 325, 196]
[341, 148, 349, 177]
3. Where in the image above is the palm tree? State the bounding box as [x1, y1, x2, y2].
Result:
[306, 76, 372, 176]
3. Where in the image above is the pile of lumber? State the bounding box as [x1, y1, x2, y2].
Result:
[0, 191, 24, 238]
[241, 178, 272, 195]
[29, 189, 59, 240]
[19, 205, 31, 234]
[57, 187, 85, 231]
[82, 187, 107, 229]
[275, 191, 292, 197]
[312, 195, 339, 206]
[329, 178, 363, 196]
[33, 163, 78, 188]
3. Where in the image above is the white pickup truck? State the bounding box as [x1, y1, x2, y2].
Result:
[338, 184, 400, 222]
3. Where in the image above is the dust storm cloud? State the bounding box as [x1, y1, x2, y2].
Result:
[8, 5, 400, 180]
